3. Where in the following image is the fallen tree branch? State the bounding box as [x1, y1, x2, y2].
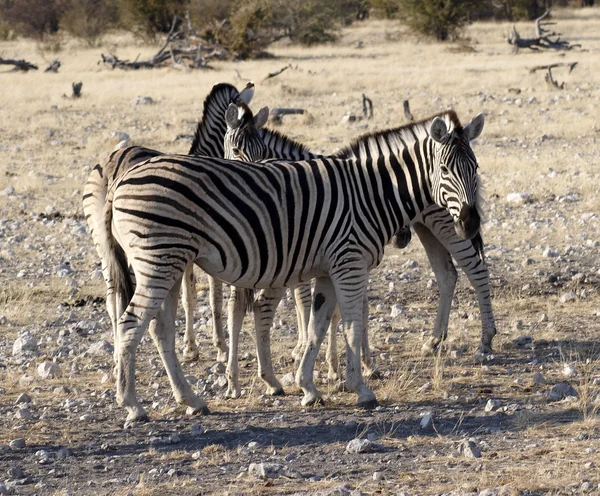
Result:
[545, 67, 564, 90]
[263, 64, 291, 81]
[44, 60, 61, 73]
[403, 100, 414, 122]
[0, 57, 38, 71]
[362, 94, 373, 119]
[507, 10, 581, 54]
[528, 61, 578, 73]
[270, 107, 305, 124]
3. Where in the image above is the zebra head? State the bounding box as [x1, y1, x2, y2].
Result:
[429, 113, 484, 240]
[224, 100, 269, 161]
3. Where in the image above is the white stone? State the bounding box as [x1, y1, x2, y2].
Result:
[485, 399, 501, 412]
[562, 363, 577, 377]
[420, 412, 434, 429]
[390, 305, 404, 318]
[506, 192, 531, 206]
[248, 462, 283, 478]
[559, 291, 577, 303]
[346, 438, 373, 454]
[37, 362, 62, 379]
[12, 332, 38, 355]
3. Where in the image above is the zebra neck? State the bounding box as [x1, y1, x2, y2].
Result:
[259, 128, 319, 161]
[188, 84, 240, 157]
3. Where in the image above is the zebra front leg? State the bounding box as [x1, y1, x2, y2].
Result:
[326, 306, 341, 381]
[296, 277, 338, 406]
[254, 288, 286, 396]
[181, 264, 199, 362]
[452, 232, 497, 354]
[413, 222, 457, 356]
[225, 286, 249, 399]
[333, 270, 377, 409]
[208, 275, 228, 362]
[291, 283, 312, 364]
[149, 278, 209, 415]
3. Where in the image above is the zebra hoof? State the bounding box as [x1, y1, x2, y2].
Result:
[187, 405, 210, 416]
[124, 413, 149, 429]
[183, 349, 200, 363]
[301, 393, 325, 407]
[267, 386, 285, 397]
[225, 388, 241, 400]
[421, 339, 440, 357]
[356, 398, 379, 410]
[477, 343, 493, 355]
[216, 348, 229, 363]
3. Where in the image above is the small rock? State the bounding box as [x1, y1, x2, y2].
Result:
[542, 247, 559, 258]
[54, 385, 71, 394]
[562, 363, 577, 378]
[559, 291, 577, 303]
[545, 383, 578, 402]
[485, 399, 501, 412]
[280, 372, 295, 387]
[132, 96, 154, 106]
[390, 305, 404, 318]
[248, 462, 283, 478]
[506, 192, 531, 206]
[417, 382, 432, 394]
[37, 362, 62, 379]
[532, 372, 546, 385]
[15, 393, 32, 405]
[538, 312, 548, 323]
[457, 439, 481, 458]
[420, 412, 434, 429]
[15, 408, 32, 420]
[248, 441, 260, 449]
[7, 465, 24, 479]
[12, 332, 38, 355]
[346, 438, 373, 454]
[212, 375, 227, 389]
[190, 424, 204, 436]
[1, 185, 15, 196]
[87, 340, 114, 355]
[372, 471, 383, 481]
[210, 362, 226, 374]
[9, 438, 26, 449]
[56, 447, 72, 459]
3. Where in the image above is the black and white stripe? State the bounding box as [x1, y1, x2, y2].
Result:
[102, 110, 484, 423]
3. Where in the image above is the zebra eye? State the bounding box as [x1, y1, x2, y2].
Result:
[440, 165, 449, 175]
[232, 147, 241, 157]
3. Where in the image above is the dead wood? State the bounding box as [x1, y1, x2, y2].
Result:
[362, 94, 373, 119]
[545, 67, 564, 90]
[44, 60, 61, 73]
[403, 100, 414, 122]
[528, 61, 578, 73]
[270, 107, 305, 124]
[0, 58, 38, 71]
[507, 11, 581, 54]
[263, 64, 291, 81]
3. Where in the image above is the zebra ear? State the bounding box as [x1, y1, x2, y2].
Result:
[464, 113, 484, 141]
[254, 106, 269, 129]
[238, 81, 255, 105]
[430, 117, 448, 143]
[225, 103, 241, 129]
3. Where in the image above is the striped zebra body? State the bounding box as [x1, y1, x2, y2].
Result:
[222, 103, 495, 398]
[104, 110, 484, 422]
[83, 82, 253, 378]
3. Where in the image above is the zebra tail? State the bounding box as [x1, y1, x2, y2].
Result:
[100, 192, 134, 312]
[471, 231, 485, 264]
[244, 289, 255, 314]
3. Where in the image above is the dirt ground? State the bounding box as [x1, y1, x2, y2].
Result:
[1, 7, 599, 496]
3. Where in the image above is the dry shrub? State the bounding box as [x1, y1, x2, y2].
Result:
[61, 0, 119, 47]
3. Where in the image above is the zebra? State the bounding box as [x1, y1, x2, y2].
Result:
[221, 100, 495, 398]
[101, 109, 484, 424]
[82, 81, 257, 369]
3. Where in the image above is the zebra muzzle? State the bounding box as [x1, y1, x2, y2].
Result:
[455, 204, 480, 240]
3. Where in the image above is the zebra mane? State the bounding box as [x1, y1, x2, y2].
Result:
[334, 110, 463, 159]
[188, 83, 241, 157]
[258, 127, 314, 158]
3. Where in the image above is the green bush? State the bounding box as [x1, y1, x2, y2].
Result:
[117, 0, 190, 39]
[1, 0, 66, 39]
[61, 0, 118, 46]
[396, 0, 479, 41]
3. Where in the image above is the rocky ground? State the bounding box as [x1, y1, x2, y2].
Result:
[1, 9, 600, 496]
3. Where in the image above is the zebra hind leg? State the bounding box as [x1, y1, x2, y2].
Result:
[325, 306, 341, 382]
[291, 283, 311, 365]
[254, 288, 286, 396]
[181, 263, 199, 362]
[149, 278, 209, 416]
[225, 286, 249, 399]
[208, 275, 228, 362]
[413, 223, 457, 356]
[296, 277, 338, 406]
